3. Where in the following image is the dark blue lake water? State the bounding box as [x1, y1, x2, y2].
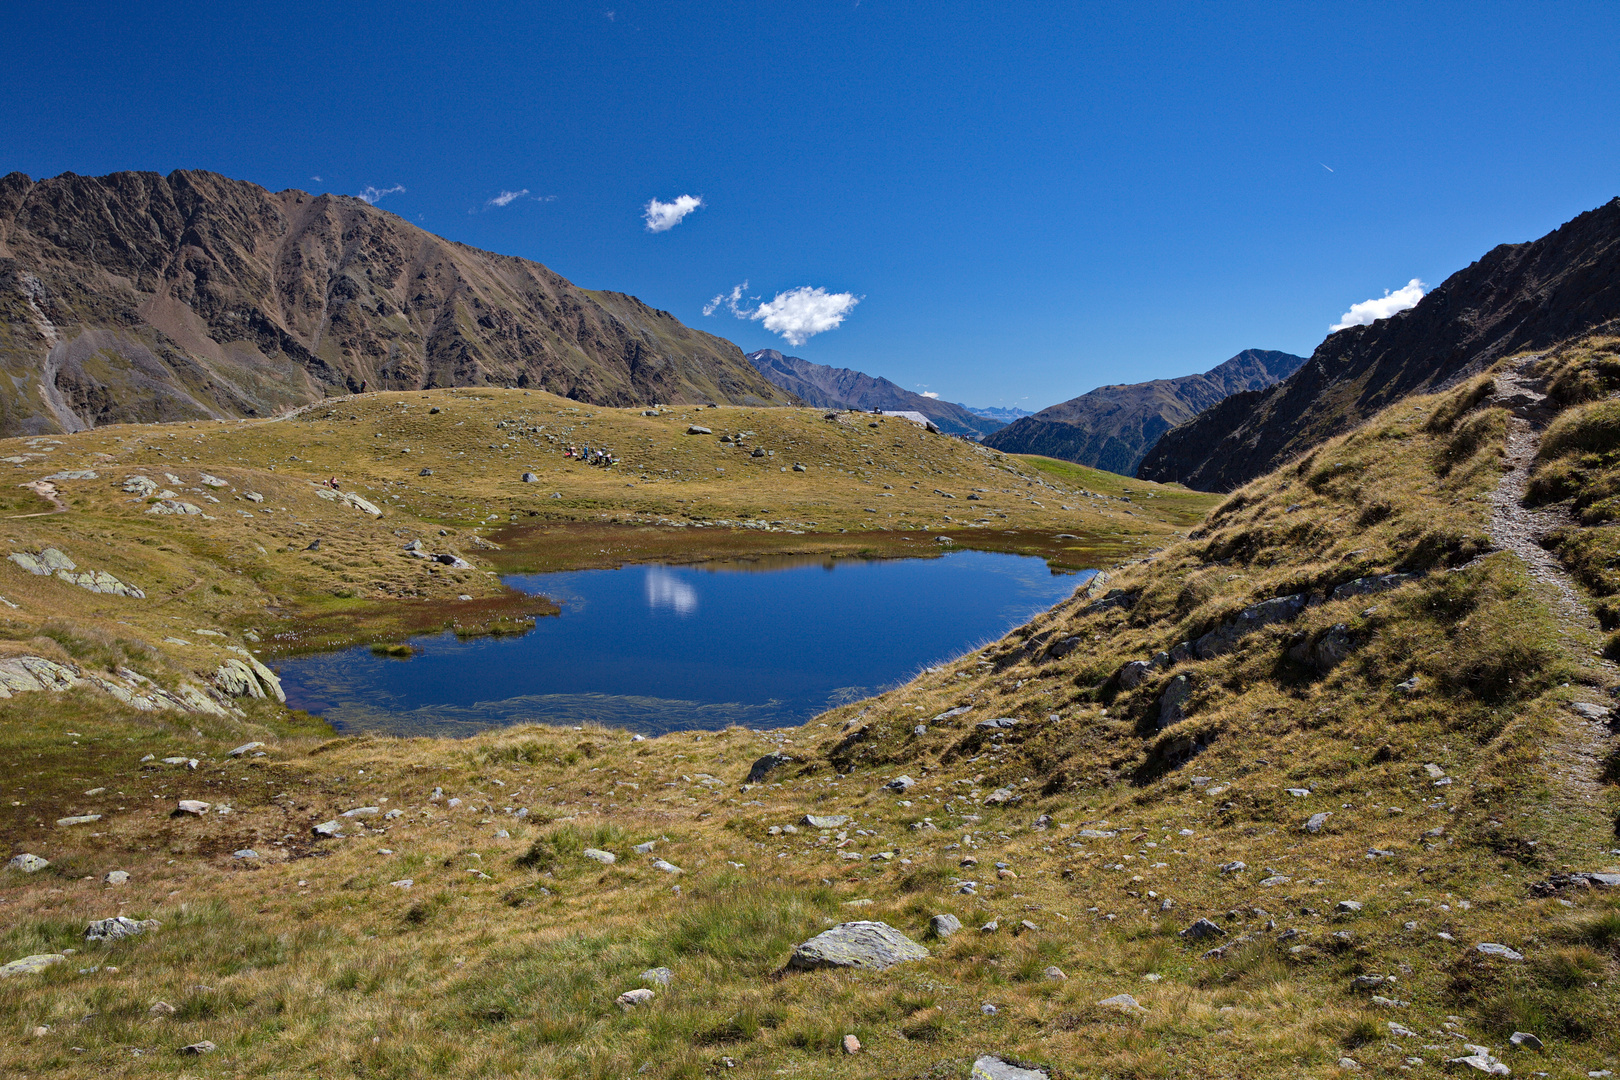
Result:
[276, 550, 1089, 735]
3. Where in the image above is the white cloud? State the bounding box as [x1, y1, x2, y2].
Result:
[357, 184, 405, 205]
[1331, 278, 1426, 332]
[644, 194, 702, 233]
[704, 282, 861, 346]
[920, 391, 939, 399]
[645, 566, 696, 615]
[487, 189, 529, 207]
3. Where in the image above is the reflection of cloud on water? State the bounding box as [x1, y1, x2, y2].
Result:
[645, 566, 698, 615]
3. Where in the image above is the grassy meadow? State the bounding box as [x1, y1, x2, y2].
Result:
[3, 370, 1620, 1078]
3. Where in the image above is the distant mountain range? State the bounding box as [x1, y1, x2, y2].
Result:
[964, 404, 1034, 423]
[745, 349, 1004, 437]
[0, 169, 789, 435]
[1138, 196, 1620, 491]
[981, 349, 1306, 475]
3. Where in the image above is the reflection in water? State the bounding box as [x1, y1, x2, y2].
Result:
[645, 566, 698, 614]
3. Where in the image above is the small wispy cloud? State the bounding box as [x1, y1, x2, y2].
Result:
[920, 391, 940, 399]
[487, 189, 530, 208]
[1331, 278, 1426, 332]
[311, 175, 323, 182]
[357, 184, 405, 205]
[705, 282, 862, 346]
[644, 194, 702, 233]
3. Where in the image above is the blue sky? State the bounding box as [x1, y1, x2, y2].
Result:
[5, 2, 1619, 410]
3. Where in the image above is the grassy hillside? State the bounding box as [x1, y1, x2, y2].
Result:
[3, 364, 1620, 1078]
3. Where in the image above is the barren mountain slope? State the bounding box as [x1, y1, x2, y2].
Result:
[747, 349, 1001, 437]
[0, 169, 789, 436]
[1139, 197, 1620, 491]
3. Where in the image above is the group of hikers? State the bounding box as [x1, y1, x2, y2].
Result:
[564, 443, 616, 467]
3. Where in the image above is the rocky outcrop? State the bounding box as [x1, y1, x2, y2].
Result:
[0, 654, 236, 716]
[984, 349, 1305, 475]
[213, 647, 285, 703]
[1139, 198, 1620, 491]
[7, 547, 144, 597]
[0, 169, 790, 436]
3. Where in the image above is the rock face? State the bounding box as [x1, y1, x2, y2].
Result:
[983, 349, 1306, 475]
[747, 349, 1000, 438]
[1139, 196, 1620, 491]
[787, 921, 929, 971]
[0, 168, 791, 436]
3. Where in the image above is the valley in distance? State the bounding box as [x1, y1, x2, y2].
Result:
[2, 173, 1620, 1080]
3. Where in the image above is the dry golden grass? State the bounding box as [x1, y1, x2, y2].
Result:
[3, 375, 1620, 1077]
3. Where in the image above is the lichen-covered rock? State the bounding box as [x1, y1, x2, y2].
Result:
[0, 953, 66, 977]
[787, 921, 929, 971]
[85, 916, 159, 942]
[316, 488, 383, 516]
[7, 853, 49, 873]
[970, 1055, 1049, 1080]
[122, 475, 159, 496]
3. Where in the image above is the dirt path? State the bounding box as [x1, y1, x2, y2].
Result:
[1485, 354, 1620, 849]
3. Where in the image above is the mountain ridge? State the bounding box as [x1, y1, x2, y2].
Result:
[1138, 196, 1620, 490]
[981, 348, 1305, 475]
[745, 348, 1002, 437]
[0, 168, 790, 436]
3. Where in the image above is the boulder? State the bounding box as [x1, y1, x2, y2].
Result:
[884, 775, 916, 793]
[1446, 1045, 1509, 1075]
[650, 859, 683, 874]
[1157, 675, 1191, 729]
[1331, 573, 1417, 601]
[7, 853, 49, 873]
[0, 953, 66, 977]
[583, 848, 616, 864]
[56, 815, 100, 827]
[1117, 660, 1153, 690]
[176, 800, 210, 816]
[122, 475, 159, 496]
[521, 472, 538, 483]
[228, 741, 266, 757]
[787, 921, 929, 971]
[746, 751, 792, 783]
[616, 988, 654, 1009]
[1098, 992, 1146, 1014]
[1304, 812, 1331, 833]
[312, 820, 343, 838]
[686, 425, 712, 435]
[930, 913, 963, 938]
[104, 870, 129, 885]
[802, 814, 850, 829]
[971, 1055, 1049, 1080]
[1476, 942, 1524, 960]
[1179, 917, 1225, 942]
[1192, 594, 1306, 659]
[85, 916, 159, 942]
[180, 1041, 217, 1056]
[1508, 1031, 1543, 1051]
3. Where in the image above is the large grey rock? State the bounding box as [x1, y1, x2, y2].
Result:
[686, 425, 712, 435]
[312, 819, 343, 838]
[746, 751, 793, 783]
[85, 916, 159, 942]
[787, 921, 929, 971]
[176, 800, 210, 816]
[1117, 660, 1153, 689]
[104, 870, 129, 885]
[8, 853, 49, 873]
[1192, 594, 1306, 659]
[616, 987, 654, 1008]
[228, 741, 265, 757]
[1158, 675, 1191, 729]
[884, 775, 916, 793]
[0, 953, 66, 977]
[583, 848, 616, 865]
[930, 913, 963, 938]
[971, 1055, 1049, 1080]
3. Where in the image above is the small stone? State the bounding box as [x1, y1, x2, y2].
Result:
[56, 814, 101, 827]
[1043, 966, 1067, 980]
[1508, 1031, 1543, 1051]
[980, 1003, 998, 1015]
[1351, 975, 1388, 989]
[930, 913, 962, 938]
[390, 879, 414, 889]
[641, 967, 672, 986]
[341, 806, 380, 818]
[634, 841, 656, 854]
[176, 800, 210, 815]
[7, 853, 49, 873]
[312, 820, 343, 838]
[228, 741, 265, 757]
[616, 988, 654, 1009]
[1304, 812, 1331, 833]
[104, 870, 129, 885]
[1337, 1058, 1360, 1070]
[149, 1001, 177, 1017]
[1476, 942, 1524, 960]
[980, 920, 999, 933]
[802, 814, 850, 829]
[1220, 860, 1247, 874]
[651, 859, 682, 874]
[1018, 919, 1040, 934]
[1388, 1022, 1417, 1037]
[1286, 788, 1311, 797]
[1098, 993, 1146, 1015]
[885, 775, 916, 793]
[843, 1034, 861, 1054]
[583, 848, 616, 865]
[179, 1041, 216, 1055]
[232, 849, 258, 860]
[1336, 900, 1363, 913]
